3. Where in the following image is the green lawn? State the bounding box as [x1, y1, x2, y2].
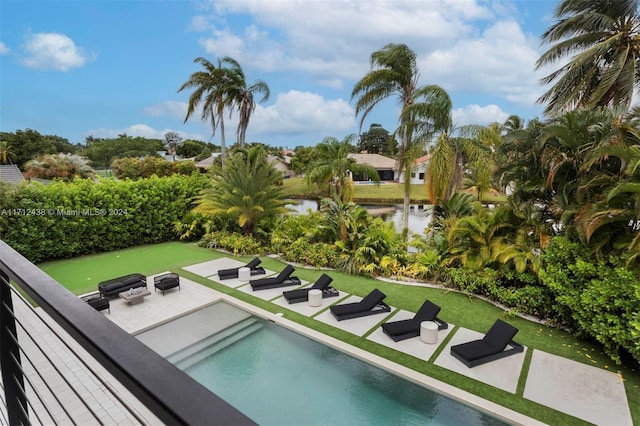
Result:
[39, 242, 639, 425]
[282, 177, 507, 204]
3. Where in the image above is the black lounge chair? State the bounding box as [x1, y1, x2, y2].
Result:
[450, 319, 524, 368]
[217, 257, 266, 280]
[330, 289, 391, 321]
[282, 273, 338, 304]
[381, 300, 448, 341]
[250, 264, 300, 291]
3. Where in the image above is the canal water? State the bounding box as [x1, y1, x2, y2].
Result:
[287, 199, 432, 236]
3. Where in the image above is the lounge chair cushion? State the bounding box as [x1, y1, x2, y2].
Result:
[245, 258, 261, 269]
[451, 340, 498, 362]
[330, 289, 386, 317]
[414, 300, 441, 322]
[250, 265, 296, 289]
[482, 319, 518, 350]
[283, 274, 333, 303]
[381, 319, 419, 336]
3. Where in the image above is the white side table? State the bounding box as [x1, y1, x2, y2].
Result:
[238, 267, 251, 281]
[420, 321, 439, 344]
[308, 289, 323, 307]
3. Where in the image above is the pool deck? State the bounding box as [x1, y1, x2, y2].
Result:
[33, 258, 633, 425]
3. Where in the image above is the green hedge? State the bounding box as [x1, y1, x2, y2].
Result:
[540, 237, 640, 364]
[0, 175, 208, 262]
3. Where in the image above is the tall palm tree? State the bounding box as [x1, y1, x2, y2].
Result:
[352, 43, 451, 231]
[0, 141, 17, 165]
[306, 135, 379, 203]
[178, 57, 235, 165]
[536, 0, 640, 114]
[223, 58, 270, 147]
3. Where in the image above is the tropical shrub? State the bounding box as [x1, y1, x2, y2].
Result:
[193, 146, 287, 236]
[540, 237, 640, 364]
[199, 230, 265, 255]
[279, 239, 338, 267]
[111, 157, 196, 179]
[25, 153, 95, 181]
[0, 174, 208, 262]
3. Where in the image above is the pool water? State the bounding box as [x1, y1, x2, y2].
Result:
[174, 311, 506, 425]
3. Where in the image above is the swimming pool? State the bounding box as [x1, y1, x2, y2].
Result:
[136, 302, 506, 425]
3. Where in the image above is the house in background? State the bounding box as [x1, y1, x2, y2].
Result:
[268, 154, 294, 178]
[194, 153, 221, 173]
[397, 154, 430, 184]
[348, 153, 397, 181]
[0, 164, 25, 184]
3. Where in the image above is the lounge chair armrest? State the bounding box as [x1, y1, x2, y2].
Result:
[433, 317, 449, 330]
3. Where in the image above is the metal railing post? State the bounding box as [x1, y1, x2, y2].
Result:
[0, 270, 29, 426]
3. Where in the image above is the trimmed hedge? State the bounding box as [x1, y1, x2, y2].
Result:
[0, 175, 208, 262]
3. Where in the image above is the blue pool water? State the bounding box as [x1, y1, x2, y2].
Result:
[172, 308, 506, 426]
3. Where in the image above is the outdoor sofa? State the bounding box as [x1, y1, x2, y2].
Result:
[282, 273, 338, 304]
[450, 319, 524, 368]
[217, 257, 266, 280]
[250, 264, 300, 290]
[381, 299, 448, 341]
[98, 273, 147, 298]
[330, 289, 391, 321]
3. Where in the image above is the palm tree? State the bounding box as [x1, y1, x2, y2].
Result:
[305, 135, 379, 203]
[223, 58, 270, 147]
[0, 141, 17, 165]
[425, 126, 489, 205]
[193, 146, 287, 235]
[179, 57, 235, 165]
[352, 43, 451, 231]
[536, 0, 640, 114]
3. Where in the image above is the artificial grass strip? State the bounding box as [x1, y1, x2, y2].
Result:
[515, 347, 534, 397]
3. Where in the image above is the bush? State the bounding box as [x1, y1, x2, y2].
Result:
[111, 157, 196, 180]
[199, 231, 265, 255]
[540, 237, 640, 364]
[0, 174, 208, 262]
[279, 239, 339, 267]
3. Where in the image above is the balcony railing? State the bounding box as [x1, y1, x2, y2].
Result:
[0, 240, 255, 425]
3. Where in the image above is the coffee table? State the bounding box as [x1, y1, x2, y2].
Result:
[119, 288, 151, 305]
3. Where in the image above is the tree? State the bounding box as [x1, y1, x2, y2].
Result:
[179, 56, 237, 165]
[305, 135, 379, 203]
[223, 58, 270, 147]
[425, 126, 489, 205]
[164, 131, 183, 161]
[352, 43, 451, 231]
[536, 0, 640, 114]
[357, 123, 395, 155]
[0, 141, 17, 164]
[193, 146, 287, 235]
[178, 140, 207, 158]
[289, 146, 318, 175]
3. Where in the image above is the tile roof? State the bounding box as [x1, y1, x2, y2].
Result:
[348, 153, 396, 169]
[0, 164, 25, 184]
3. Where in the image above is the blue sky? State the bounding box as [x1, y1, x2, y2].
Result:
[1, 0, 558, 148]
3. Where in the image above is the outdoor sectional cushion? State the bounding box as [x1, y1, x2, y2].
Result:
[330, 289, 390, 321]
[98, 273, 147, 298]
[283, 273, 337, 304]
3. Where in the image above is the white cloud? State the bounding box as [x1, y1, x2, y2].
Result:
[249, 90, 355, 135]
[0, 42, 10, 55]
[196, 0, 498, 83]
[452, 104, 510, 126]
[21, 32, 94, 71]
[419, 20, 544, 106]
[143, 101, 188, 119]
[85, 124, 204, 141]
